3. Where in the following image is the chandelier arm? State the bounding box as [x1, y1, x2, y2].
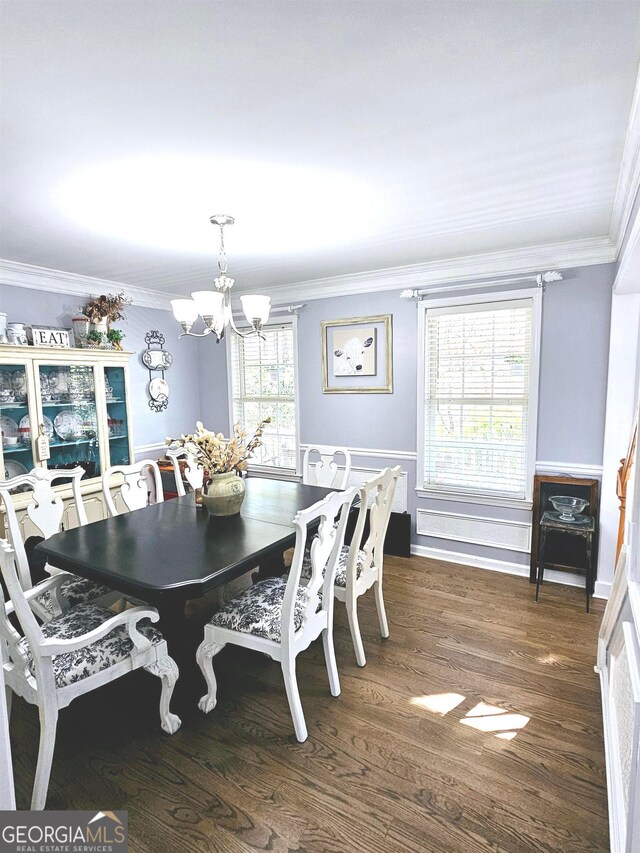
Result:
[178, 329, 215, 339]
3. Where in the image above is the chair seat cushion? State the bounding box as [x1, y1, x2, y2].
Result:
[19, 602, 163, 689]
[37, 574, 114, 615]
[301, 545, 368, 587]
[209, 577, 310, 642]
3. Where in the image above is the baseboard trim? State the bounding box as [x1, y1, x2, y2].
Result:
[410, 544, 610, 598]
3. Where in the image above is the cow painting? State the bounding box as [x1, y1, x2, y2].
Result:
[333, 334, 375, 375]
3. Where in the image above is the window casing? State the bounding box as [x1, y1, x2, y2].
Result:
[229, 320, 299, 474]
[418, 290, 541, 502]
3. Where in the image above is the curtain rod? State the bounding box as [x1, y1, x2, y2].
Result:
[400, 271, 563, 300]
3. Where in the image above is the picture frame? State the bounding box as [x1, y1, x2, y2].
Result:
[321, 314, 393, 394]
[530, 474, 600, 583]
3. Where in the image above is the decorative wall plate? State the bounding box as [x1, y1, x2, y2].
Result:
[149, 377, 169, 400]
[53, 410, 84, 440]
[142, 349, 173, 370]
[143, 330, 171, 412]
[0, 416, 19, 439]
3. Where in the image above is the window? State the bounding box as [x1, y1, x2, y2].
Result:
[419, 292, 540, 500]
[229, 321, 298, 472]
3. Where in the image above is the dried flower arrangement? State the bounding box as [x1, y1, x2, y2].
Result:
[166, 417, 271, 478]
[80, 292, 132, 324]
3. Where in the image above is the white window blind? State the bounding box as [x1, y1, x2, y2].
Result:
[230, 323, 298, 472]
[423, 297, 534, 498]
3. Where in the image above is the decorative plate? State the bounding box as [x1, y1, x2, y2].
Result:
[0, 415, 19, 440]
[18, 415, 53, 444]
[149, 377, 169, 401]
[53, 410, 84, 440]
[4, 459, 28, 480]
[142, 349, 173, 370]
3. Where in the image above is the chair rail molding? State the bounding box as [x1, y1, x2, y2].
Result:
[535, 460, 604, 478]
[299, 443, 417, 462]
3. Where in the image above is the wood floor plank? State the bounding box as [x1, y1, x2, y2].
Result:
[8, 556, 609, 852]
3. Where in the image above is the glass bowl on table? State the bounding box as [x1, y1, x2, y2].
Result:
[549, 495, 589, 522]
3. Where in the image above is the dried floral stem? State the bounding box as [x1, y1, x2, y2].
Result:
[165, 417, 271, 477]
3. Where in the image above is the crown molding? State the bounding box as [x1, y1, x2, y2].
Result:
[0, 233, 617, 312]
[241, 236, 616, 304]
[609, 62, 640, 255]
[0, 258, 180, 310]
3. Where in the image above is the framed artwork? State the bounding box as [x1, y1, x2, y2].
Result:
[321, 314, 393, 394]
[530, 474, 600, 583]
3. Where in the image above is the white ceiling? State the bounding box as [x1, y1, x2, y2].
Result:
[1, 0, 640, 297]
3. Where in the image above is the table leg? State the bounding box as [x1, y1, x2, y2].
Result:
[585, 532, 593, 614]
[157, 596, 206, 713]
[536, 528, 547, 603]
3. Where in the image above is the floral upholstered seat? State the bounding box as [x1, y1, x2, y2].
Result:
[301, 544, 368, 587]
[36, 575, 114, 616]
[19, 602, 163, 689]
[209, 577, 311, 642]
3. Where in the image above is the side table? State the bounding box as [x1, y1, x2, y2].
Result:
[536, 511, 595, 612]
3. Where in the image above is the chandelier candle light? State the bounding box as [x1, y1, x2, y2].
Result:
[171, 215, 271, 342]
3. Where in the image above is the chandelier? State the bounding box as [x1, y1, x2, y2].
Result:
[170, 215, 271, 341]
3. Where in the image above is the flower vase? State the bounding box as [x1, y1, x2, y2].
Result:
[202, 472, 246, 516]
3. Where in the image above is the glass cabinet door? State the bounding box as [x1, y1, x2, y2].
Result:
[0, 362, 34, 478]
[38, 364, 101, 479]
[104, 366, 131, 466]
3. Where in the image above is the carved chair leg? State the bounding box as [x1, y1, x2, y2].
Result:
[196, 639, 225, 713]
[31, 700, 58, 810]
[144, 656, 181, 734]
[322, 625, 341, 696]
[346, 598, 367, 667]
[374, 579, 389, 638]
[281, 656, 308, 742]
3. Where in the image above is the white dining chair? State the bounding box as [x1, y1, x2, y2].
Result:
[196, 486, 358, 742]
[0, 538, 181, 810]
[302, 445, 352, 489]
[0, 467, 120, 622]
[333, 466, 401, 666]
[165, 446, 205, 497]
[102, 459, 164, 516]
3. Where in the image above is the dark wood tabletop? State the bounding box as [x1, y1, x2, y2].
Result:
[36, 477, 336, 605]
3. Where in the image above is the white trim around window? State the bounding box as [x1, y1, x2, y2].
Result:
[416, 287, 543, 506]
[226, 316, 300, 477]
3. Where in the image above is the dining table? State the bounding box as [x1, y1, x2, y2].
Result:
[35, 477, 339, 706]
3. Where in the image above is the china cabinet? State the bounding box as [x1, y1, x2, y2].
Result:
[0, 345, 134, 524]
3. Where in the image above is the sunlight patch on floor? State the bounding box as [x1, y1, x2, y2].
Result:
[410, 695, 531, 740]
[410, 693, 466, 715]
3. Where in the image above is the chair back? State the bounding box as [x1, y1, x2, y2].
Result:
[347, 466, 401, 588]
[102, 460, 164, 516]
[0, 539, 49, 691]
[284, 486, 357, 647]
[302, 445, 352, 489]
[165, 446, 205, 497]
[0, 467, 88, 591]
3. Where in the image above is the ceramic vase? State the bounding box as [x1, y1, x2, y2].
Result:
[202, 472, 246, 516]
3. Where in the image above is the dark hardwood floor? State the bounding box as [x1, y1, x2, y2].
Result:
[8, 557, 608, 852]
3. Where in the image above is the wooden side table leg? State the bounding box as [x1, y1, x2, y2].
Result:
[585, 532, 593, 614]
[536, 528, 547, 603]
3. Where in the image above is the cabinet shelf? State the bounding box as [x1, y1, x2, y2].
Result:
[2, 444, 31, 453]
